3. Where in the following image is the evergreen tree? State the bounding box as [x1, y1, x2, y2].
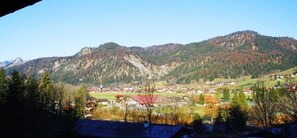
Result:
[7, 70, 24, 104]
[6, 70, 25, 136]
[0, 71, 79, 137]
[223, 88, 230, 102]
[232, 90, 239, 105]
[199, 93, 205, 105]
[38, 71, 54, 112]
[0, 69, 7, 103]
[229, 105, 247, 131]
[238, 88, 248, 107]
[23, 75, 41, 136]
[25, 75, 39, 107]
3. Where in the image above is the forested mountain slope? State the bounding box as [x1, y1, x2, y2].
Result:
[6, 31, 297, 85]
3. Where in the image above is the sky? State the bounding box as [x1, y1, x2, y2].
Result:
[0, 0, 296, 61]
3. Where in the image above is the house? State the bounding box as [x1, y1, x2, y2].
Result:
[168, 97, 188, 106]
[126, 96, 140, 106]
[75, 119, 192, 138]
[115, 94, 125, 102]
[123, 87, 134, 92]
[87, 86, 99, 93]
[97, 98, 109, 105]
[208, 88, 216, 93]
[127, 95, 170, 107]
[195, 89, 204, 94]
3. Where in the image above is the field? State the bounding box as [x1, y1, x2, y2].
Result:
[236, 67, 297, 88]
[206, 67, 297, 89]
[90, 91, 185, 100]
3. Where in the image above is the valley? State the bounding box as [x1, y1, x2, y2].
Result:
[1, 30, 297, 137]
[2, 0, 297, 137]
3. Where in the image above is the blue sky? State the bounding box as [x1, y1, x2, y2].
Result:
[0, 0, 296, 61]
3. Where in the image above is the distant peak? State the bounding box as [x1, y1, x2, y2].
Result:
[12, 57, 23, 63]
[100, 42, 120, 47]
[235, 30, 258, 34]
[99, 42, 123, 49]
[230, 30, 259, 36]
[78, 47, 92, 56]
[208, 30, 260, 49]
[1, 57, 25, 68]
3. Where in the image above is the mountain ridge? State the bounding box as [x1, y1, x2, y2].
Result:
[0, 57, 24, 68]
[4, 30, 297, 85]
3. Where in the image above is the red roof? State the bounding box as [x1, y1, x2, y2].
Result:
[131, 95, 169, 105]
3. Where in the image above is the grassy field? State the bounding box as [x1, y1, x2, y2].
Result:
[210, 67, 297, 89]
[236, 67, 297, 88]
[90, 92, 186, 100]
[90, 92, 125, 100]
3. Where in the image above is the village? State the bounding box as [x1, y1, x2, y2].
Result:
[75, 71, 297, 137]
[84, 71, 297, 118]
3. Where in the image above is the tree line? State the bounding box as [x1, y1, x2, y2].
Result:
[0, 69, 88, 137]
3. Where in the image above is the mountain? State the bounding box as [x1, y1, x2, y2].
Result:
[5, 31, 297, 85]
[0, 57, 24, 68]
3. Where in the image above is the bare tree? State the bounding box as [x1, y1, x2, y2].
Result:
[250, 83, 278, 130]
[139, 83, 157, 138]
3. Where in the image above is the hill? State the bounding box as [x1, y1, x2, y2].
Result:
[5, 31, 297, 85]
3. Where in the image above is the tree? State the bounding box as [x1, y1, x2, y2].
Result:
[228, 88, 248, 131]
[238, 88, 247, 107]
[250, 83, 278, 130]
[0, 69, 7, 103]
[233, 88, 248, 108]
[38, 71, 54, 110]
[7, 70, 24, 104]
[222, 88, 230, 102]
[0, 71, 79, 137]
[191, 115, 204, 134]
[5, 70, 25, 136]
[229, 105, 247, 131]
[232, 91, 239, 105]
[140, 82, 156, 138]
[75, 85, 88, 118]
[278, 84, 297, 122]
[25, 75, 39, 107]
[204, 103, 218, 120]
[23, 75, 41, 136]
[215, 107, 229, 123]
[199, 93, 205, 105]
